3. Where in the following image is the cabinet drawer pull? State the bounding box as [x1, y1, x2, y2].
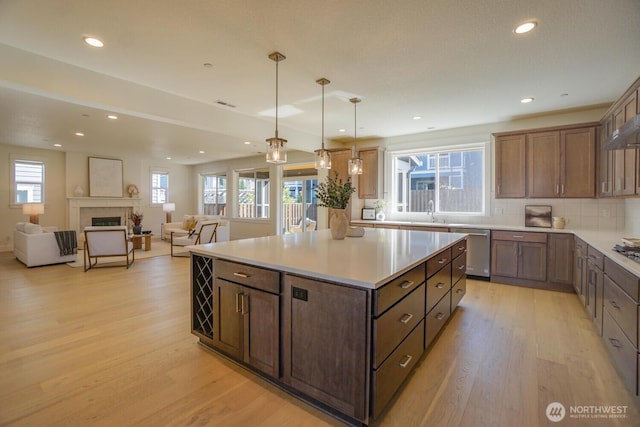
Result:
[399, 354, 413, 368]
[400, 313, 414, 324]
[436, 312, 445, 321]
[456, 289, 464, 294]
[235, 293, 241, 313]
[438, 258, 448, 264]
[399, 280, 415, 289]
[609, 300, 621, 309]
[436, 282, 445, 289]
[241, 294, 248, 315]
[512, 235, 524, 239]
[608, 338, 622, 349]
[233, 272, 250, 278]
[457, 245, 466, 250]
[457, 265, 465, 270]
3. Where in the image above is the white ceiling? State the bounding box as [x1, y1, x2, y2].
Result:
[0, 0, 639, 165]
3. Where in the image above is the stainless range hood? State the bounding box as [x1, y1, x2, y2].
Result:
[605, 114, 640, 150]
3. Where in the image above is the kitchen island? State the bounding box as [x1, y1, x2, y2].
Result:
[188, 228, 467, 425]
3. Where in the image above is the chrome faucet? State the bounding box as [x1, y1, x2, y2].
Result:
[427, 200, 435, 222]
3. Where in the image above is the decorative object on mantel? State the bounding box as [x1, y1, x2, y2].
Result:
[130, 211, 144, 234]
[127, 184, 139, 198]
[22, 203, 44, 224]
[374, 199, 387, 221]
[73, 185, 84, 197]
[265, 51, 287, 164]
[315, 171, 356, 240]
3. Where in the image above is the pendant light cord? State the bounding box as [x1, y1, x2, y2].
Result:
[321, 82, 325, 149]
[275, 59, 279, 139]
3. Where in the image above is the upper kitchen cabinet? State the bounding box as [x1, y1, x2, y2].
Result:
[495, 134, 526, 198]
[358, 148, 379, 199]
[612, 92, 637, 196]
[495, 124, 596, 199]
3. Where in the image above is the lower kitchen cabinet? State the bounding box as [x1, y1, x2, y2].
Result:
[586, 246, 604, 334]
[548, 233, 574, 285]
[574, 238, 588, 303]
[491, 231, 547, 284]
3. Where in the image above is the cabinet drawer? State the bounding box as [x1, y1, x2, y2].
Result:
[605, 257, 640, 302]
[372, 320, 424, 418]
[604, 275, 638, 348]
[452, 253, 466, 285]
[425, 291, 451, 349]
[492, 230, 547, 243]
[375, 263, 425, 316]
[373, 284, 425, 368]
[426, 264, 451, 313]
[587, 246, 604, 271]
[214, 259, 280, 294]
[451, 239, 467, 259]
[451, 277, 466, 311]
[603, 310, 638, 395]
[575, 237, 587, 256]
[427, 248, 452, 277]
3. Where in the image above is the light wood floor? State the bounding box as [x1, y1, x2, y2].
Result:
[1, 249, 638, 426]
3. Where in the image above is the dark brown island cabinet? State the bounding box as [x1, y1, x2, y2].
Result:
[189, 229, 467, 425]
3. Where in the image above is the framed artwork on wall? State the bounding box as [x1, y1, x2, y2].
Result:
[89, 157, 123, 197]
[525, 205, 552, 228]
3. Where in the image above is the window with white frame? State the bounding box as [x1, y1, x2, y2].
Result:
[237, 169, 270, 219]
[151, 171, 169, 204]
[391, 146, 484, 214]
[202, 173, 227, 216]
[13, 159, 45, 204]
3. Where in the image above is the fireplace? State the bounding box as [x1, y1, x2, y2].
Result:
[92, 216, 122, 226]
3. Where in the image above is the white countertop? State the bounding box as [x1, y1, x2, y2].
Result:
[188, 228, 466, 289]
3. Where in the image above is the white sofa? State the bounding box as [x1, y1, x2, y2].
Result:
[163, 215, 230, 242]
[13, 222, 78, 267]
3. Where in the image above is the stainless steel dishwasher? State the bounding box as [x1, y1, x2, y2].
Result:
[449, 228, 491, 279]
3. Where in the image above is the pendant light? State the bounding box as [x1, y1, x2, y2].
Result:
[348, 97, 363, 175]
[266, 52, 287, 163]
[314, 78, 331, 169]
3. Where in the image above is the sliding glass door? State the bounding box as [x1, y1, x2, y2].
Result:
[282, 176, 318, 234]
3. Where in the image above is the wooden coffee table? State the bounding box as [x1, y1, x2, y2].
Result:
[129, 233, 153, 251]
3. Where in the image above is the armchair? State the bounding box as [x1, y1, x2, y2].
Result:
[171, 221, 218, 257]
[84, 226, 135, 272]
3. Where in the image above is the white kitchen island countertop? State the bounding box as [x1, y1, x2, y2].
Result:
[188, 228, 466, 289]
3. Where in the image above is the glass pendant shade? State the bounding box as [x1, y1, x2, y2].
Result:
[266, 52, 287, 164]
[348, 156, 363, 175]
[314, 148, 331, 169]
[266, 135, 287, 163]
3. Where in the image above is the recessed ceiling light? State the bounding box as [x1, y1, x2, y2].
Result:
[520, 97, 535, 104]
[338, 128, 346, 133]
[199, 150, 205, 154]
[514, 21, 537, 34]
[75, 132, 85, 136]
[166, 157, 172, 160]
[413, 116, 422, 120]
[54, 143, 62, 147]
[244, 141, 251, 145]
[106, 114, 118, 120]
[83, 37, 104, 48]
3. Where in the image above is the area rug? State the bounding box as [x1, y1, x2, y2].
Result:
[66, 239, 173, 268]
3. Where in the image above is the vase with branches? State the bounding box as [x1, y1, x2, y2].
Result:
[130, 211, 144, 234]
[315, 172, 356, 239]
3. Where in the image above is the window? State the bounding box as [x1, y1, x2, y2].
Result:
[202, 173, 227, 215]
[13, 159, 45, 204]
[392, 146, 484, 214]
[151, 172, 169, 204]
[237, 169, 270, 218]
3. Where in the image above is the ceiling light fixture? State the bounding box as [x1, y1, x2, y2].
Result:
[83, 36, 104, 48]
[54, 144, 62, 147]
[338, 128, 346, 133]
[106, 114, 118, 120]
[199, 150, 205, 154]
[521, 97, 535, 104]
[244, 141, 251, 145]
[265, 52, 287, 164]
[413, 116, 422, 120]
[314, 78, 331, 170]
[75, 132, 84, 136]
[348, 98, 363, 175]
[514, 21, 537, 34]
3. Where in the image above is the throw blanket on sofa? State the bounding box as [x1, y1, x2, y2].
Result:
[54, 230, 78, 256]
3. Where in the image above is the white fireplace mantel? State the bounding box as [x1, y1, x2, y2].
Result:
[68, 197, 141, 234]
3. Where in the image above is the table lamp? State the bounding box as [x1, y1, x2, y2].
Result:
[23, 203, 45, 224]
[163, 203, 176, 223]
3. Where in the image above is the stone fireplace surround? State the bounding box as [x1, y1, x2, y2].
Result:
[68, 197, 141, 236]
